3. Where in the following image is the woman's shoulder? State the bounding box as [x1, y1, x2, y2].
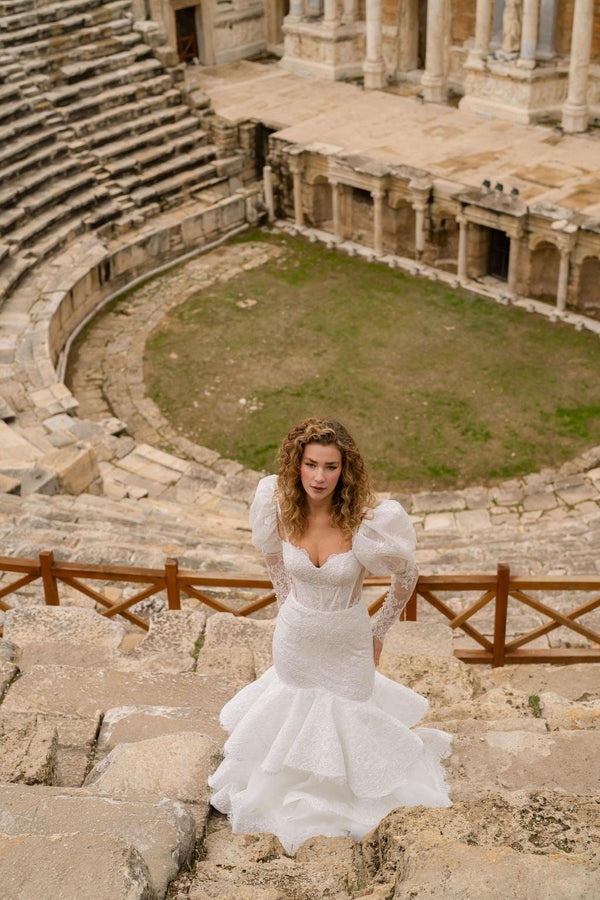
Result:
[353, 498, 416, 573]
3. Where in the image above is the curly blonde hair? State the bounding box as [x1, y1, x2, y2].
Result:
[277, 417, 375, 539]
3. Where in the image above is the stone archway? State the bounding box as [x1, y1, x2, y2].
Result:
[530, 241, 561, 301]
[578, 256, 600, 309]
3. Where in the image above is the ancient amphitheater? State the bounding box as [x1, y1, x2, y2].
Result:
[1, 1, 600, 897]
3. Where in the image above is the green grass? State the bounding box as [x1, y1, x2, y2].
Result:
[143, 230, 600, 491]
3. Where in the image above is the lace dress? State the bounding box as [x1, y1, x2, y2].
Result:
[208, 475, 452, 853]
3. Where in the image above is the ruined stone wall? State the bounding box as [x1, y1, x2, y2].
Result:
[451, 0, 476, 45]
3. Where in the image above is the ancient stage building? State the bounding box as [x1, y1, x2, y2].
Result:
[146, 1, 600, 132]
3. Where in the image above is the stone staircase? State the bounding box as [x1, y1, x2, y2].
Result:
[0, 0, 235, 300]
[0, 608, 597, 898]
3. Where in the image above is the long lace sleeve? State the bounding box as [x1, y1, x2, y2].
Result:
[264, 551, 291, 609]
[371, 563, 418, 642]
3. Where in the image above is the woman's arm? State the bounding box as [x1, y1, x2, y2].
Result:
[371, 563, 419, 653]
[264, 550, 291, 609]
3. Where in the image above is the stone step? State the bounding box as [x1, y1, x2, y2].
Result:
[58, 42, 153, 85]
[0, 1, 133, 45]
[92, 115, 204, 164]
[59, 73, 174, 122]
[0, 125, 63, 172]
[0, 784, 195, 899]
[7, 183, 109, 250]
[46, 57, 165, 108]
[6, 16, 137, 65]
[0, 106, 58, 141]
[128, 159, 219, 208]
[104, 129, 208, 179]
[7, 168, 95, 220]
[71, 88, 183, 138]
[0, 253, 33, 296]
[0, 154, 86, 208]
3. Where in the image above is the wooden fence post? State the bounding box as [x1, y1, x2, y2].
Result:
[40, 550, 59, 606]
[165, 557, 181, 610]
[403, 589, 418, 621]
[493, 563, 510, 667]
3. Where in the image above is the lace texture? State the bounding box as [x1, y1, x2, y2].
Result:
[371, 563, 419, 642]
[264, 551, 291, 609]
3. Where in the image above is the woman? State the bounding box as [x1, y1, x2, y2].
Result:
[208, 417, 451, 854]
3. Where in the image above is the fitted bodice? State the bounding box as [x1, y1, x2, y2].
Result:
[282, 540, 365, 612]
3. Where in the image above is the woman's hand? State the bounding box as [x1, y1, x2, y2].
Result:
[373, 636, 383, 668]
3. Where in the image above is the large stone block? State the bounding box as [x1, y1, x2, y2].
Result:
[97, 705, 227, 757]
[378, 653, 478, 710]
[41, 445, 100, 494]
[0, 783, 195, 898]
[85, 731, 221, 826]
[0, 833, 154, 900]
[382, 621, 454, 657]
[447, 731, 600, 800]
[480, 663, 600, 701]
[394, 839, 599, 899]
[0, 715, 57, 785]
[3, 606, 126, 649]
[202, 613, 275, 677]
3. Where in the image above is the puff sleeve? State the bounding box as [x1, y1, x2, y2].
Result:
[249, 474, 290, 609]
[353, 500, 419, 642]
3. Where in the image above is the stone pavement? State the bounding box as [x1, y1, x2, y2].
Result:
[190, 61, 600, 217]
[0, 610, 598, 899]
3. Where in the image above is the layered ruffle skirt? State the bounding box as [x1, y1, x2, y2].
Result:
[208, 595, 452, 854]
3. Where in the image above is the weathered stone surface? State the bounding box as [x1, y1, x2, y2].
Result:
[0, 715, 57, 784]
[0, 659, 18, 698]
[425, 687, 547, 734]
[539, 690, 600, 730]
[3, 606, 126, 648]
[41, 445, 100, 494]
[394, 839, 599, 899]
[0, 472, 20, 493]
[203, 613, 275, 677]
[86, 731, 221, 826]
[189, 814, 358, 900]
[195, 643, 255, 694]
[378, 654, 477, 710]
[0, 833, 154, 900]
[412, 491, 467, 513]
[122, 608, 206, 674]
[1, 666, 232, 741]
[96, 704, 227, 757]
[447, 731, 600, 800]
[480, 663, 600, 701]
[382, 621, 454, 658]
[0, 639, 17, 663]
[0, 783, 195, 898]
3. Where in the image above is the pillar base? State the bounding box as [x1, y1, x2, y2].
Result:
[421, 73, 445, 103]
[562, 101, 589, 133]
[363, 60, 385, 90]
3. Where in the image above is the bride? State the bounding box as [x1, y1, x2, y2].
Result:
[208, 417, 452, 854]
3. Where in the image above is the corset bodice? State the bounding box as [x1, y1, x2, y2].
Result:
[282, 540, 365, 612]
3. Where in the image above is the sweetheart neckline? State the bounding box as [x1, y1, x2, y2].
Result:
[284, 539, 354, 571]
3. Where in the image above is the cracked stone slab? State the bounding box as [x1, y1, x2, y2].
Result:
[96, 705, 227, 758]
[201, 613, 275, 677]
[3, 606, 126, 648]
[85, 731, 222, 827]
[0, 783, 195, 898]
[0, 715, 57, 785]
[0, 833, 154, 900]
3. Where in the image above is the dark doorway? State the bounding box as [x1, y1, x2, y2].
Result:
[487, 228, 510, 280]
[176, 6, 199, 63]
[418, 0, 427, 68]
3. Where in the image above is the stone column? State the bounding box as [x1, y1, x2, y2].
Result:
[331, 180, 341, 239]
[289, 157, 304, 227]
[507, 235, 520, 294]
[263, 165, 275, 222]
[371, 187, 384, 256]
[413, 201, 427, 258]
[518, 0, 540, 66]
[363, 0, 385, 90]
[470, 0, 494, 62]
[342, 0, 357, 24]
[324, 0, 338, 25]
[562, 0, 595, 133]
[556, 241, 571, 313]
[288, 0, 303, 17]
[422, 0, 445, 102]
[457, 213, 468, 283]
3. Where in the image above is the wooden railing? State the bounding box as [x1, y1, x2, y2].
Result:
[1, 553, 599, 667]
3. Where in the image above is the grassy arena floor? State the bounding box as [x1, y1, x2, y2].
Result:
[144, 230, 600, 491]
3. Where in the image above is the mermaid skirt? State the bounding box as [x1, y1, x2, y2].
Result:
[208, 596, 452, 854]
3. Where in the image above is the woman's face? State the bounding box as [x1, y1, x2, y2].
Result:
[299, 442, 342, 504]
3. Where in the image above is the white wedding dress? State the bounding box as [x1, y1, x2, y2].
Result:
[208, 475, 452, 854]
